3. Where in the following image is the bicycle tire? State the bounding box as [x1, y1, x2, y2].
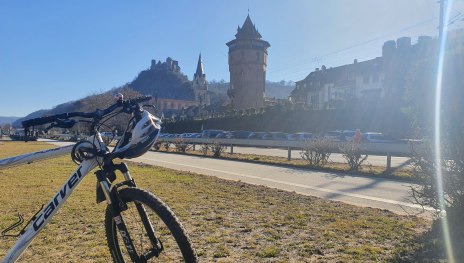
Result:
[104, 187, 197, 262]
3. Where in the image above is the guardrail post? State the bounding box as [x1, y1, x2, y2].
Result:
[386, 152, 392, 172]
[287, 147, 292, 161]
[230, 145, 234, 154]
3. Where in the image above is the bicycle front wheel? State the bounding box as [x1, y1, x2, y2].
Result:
[104, 187, 197, 262]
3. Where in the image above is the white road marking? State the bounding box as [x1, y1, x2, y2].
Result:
[139, 157, 434, 211]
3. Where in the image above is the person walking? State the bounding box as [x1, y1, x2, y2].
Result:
[354, 129, 362, 144]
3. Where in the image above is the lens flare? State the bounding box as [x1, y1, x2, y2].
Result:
[434, 0, 455, 262]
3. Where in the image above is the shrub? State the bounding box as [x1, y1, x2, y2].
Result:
[339, 142, 368, 170]
[153, 140, 162, 151]
[162, 141, 171, 151]
[173, 138, 190, 153]
[410, 142, 464, 219]
[200, 144, 209, 156]
[210, 141, 226, 158]
[300, 138, 332, 167]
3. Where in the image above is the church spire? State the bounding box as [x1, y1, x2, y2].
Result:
[194, 53, 204, 78]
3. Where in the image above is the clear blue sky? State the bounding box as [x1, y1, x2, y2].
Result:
[1, 0, 463, 117]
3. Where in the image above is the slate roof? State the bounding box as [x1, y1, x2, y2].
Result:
[235, 15, 262, 39]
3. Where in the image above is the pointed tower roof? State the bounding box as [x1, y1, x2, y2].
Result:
[194, 53, 205, 79]
[235, 14, 262, 39]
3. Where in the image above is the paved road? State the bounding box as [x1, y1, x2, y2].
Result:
[44, 140, 431, 217]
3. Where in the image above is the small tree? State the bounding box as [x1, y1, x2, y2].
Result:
[300, 138, 332, 167]
[339, 143, 368, 170]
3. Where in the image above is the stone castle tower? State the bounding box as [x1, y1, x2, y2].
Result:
[192, 53, 209, 106]
[226, 15, 270, 109]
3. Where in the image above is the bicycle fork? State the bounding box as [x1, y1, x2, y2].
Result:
[96, 163, 163, 262]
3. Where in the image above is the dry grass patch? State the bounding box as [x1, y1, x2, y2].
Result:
[0, 142, 431, 262]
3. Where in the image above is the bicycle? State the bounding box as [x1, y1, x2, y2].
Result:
[0, 94, 198, 263]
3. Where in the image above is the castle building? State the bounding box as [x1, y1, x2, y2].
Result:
[226, 15, 270, 110]
[192, 53, 210, 106]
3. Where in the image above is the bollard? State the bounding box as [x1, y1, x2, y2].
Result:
[230, 145, 234, 154]
[192, 144, 195, 151]
[288, 147, 292, 161]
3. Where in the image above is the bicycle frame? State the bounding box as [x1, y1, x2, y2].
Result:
[0, 137, 106, 263]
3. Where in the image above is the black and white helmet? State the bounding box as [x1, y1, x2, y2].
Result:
[114, 110, 161, 159]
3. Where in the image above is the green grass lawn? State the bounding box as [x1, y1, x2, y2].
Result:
[0, 141, 432, 262]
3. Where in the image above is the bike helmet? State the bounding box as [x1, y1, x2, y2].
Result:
[114, 110, 161, 159]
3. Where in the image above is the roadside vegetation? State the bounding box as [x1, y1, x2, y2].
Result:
[0, 141, 450, 261]
[404, 53, 464, 261]
[154, 140, 413, 180]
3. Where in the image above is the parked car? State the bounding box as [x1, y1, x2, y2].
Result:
[324, 130, 355, 142]
[288, 132, 313, 141]
[229, 130, 252, 139]
[247, 132, 270, 140]
[362, 132, 395, 143]
[269, 132, 289, 140]
[215, 131, 231, 139]
[201, 129, 224, 138]
[190, 133, 202, 138]
[324, 130, 342, 141]
[342, 130, 355, 142]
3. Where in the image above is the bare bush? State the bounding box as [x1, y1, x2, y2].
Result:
[300, 138, 332, 167]
[174, 138, 191, 153]
[410, 142, 464, 219]
[210, 141, 226, 158]
[200, 144, 209, 156]
[339, 143, 368, 170]
[153, 140, 162, 151]
[162, 141, 171, 151]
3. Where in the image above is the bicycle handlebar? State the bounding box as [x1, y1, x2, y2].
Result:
[22, 95, 152, 128]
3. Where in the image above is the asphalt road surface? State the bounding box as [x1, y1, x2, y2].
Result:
[44, 140, 431, 217]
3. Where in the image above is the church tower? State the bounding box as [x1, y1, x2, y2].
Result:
[192, 53, 209, 106]
[226, 15, 270, 109]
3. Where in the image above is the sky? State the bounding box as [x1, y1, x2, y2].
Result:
[1, 0, 463, 117]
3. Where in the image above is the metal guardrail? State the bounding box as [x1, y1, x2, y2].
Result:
[159, 137, 424, 157]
